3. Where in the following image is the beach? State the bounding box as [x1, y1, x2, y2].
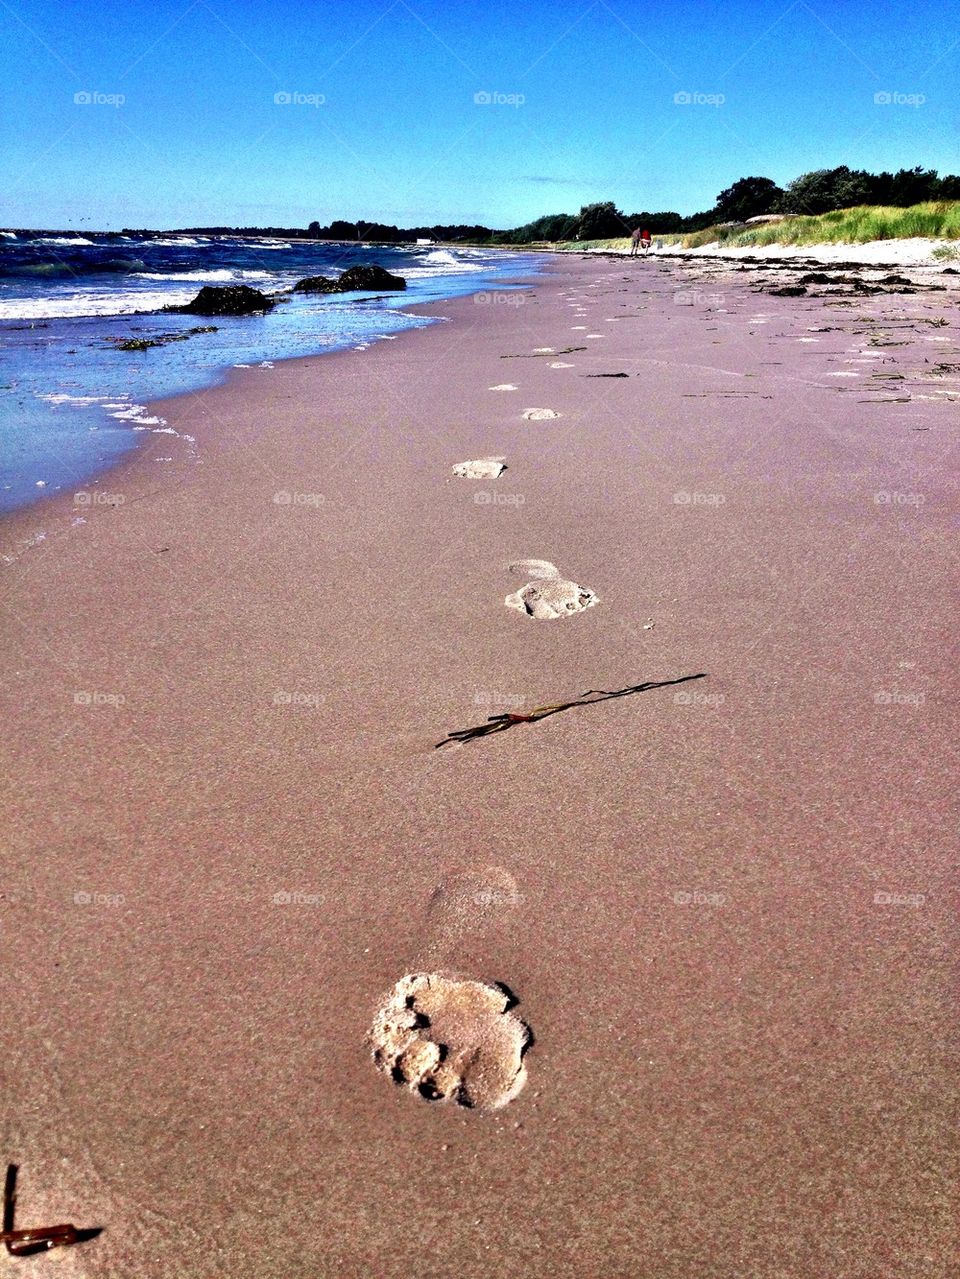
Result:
[1, 252, 956, 1277]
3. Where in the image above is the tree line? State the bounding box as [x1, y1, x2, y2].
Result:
[150, 165, 960, 244]
[495, 166, 960, 242]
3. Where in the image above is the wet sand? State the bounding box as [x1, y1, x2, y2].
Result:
[1, 254, 957, 1277]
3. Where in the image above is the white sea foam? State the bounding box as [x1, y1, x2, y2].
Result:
[110, 405, 160, 421]
[0, 289, 199, 319]
[133, 268, 276, 282]
[37, 392, 118, 405]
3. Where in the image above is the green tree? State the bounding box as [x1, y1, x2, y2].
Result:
[714, 176, 783, 222]
[573, 201, 628, 239]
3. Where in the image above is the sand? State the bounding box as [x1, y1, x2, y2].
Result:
[1, 253, 957, 1278]
[597, 236, 958, 268]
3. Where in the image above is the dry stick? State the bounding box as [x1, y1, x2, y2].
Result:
[435, 673, 708, 748]
[499, 346, 587, 358]
[2, 1164, 84, 1257]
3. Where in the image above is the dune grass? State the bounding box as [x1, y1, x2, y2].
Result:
[554, 202, 960, 253]
[690, 202, 960, 248]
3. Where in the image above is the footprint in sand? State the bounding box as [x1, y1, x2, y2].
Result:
[522, 407, 561, 420]
[509, 558, 560, 579]
[369, 867, 531, 1110]
[425, 866, 525, 956]
[506, 579, 598, 619]
[505, 559, 598, 619]
[369, 972, 530, 1110]
[452, 456, 506, 479]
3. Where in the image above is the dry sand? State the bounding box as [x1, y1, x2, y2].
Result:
[602, 237, 958, 268]
[1, 254, 957, 1277]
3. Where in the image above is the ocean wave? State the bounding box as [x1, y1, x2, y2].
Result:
[420, 248, 461, 264]
[0, 231, 17, 239]
[1, 262, 74, 277]
[34, 236, 94, 246]
[0, 257, 146, 278]
[37, 392, 123, 405]
[0, 288, 200, 320]
[132, 268, 275, 282]
[402, 262, 487, 277]
[401, 246, 491, 276]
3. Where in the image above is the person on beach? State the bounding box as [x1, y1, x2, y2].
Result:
[641, 228, 652, 254]
[630, 228, 642, 256]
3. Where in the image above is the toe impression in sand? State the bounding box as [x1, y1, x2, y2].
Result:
[451, 457, 506, 480]
[522, 407, 561, 421]
[370, 973, 531, 1110]
[505, 579, 598, 619]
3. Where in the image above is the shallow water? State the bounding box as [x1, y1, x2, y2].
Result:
[0, 237, 540, 512]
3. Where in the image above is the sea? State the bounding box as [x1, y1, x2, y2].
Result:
[0, 233, 540, 514]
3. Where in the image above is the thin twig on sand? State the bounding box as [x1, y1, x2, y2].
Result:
[435, 673, 708, 748]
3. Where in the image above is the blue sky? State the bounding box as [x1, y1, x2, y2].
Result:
[1, 0, 957, 229]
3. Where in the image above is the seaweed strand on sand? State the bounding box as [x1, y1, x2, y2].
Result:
[435, 673, 708, 748]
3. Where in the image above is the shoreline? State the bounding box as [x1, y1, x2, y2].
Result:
[0, 251, 544, 528]
[575, 236, 957, 268]
[2, 252, 955, 1277]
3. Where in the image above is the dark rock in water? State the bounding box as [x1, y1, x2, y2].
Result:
[292, 275, 337, 293]
[797, 272, 833, 284]
[173, 285, 276, 315]
[942, 266, 958, 275]
[293, 263, 406, 293]
[768, 285, 807, 296]
[335, 263, 406, 291]
[108, 325, 218, 351]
